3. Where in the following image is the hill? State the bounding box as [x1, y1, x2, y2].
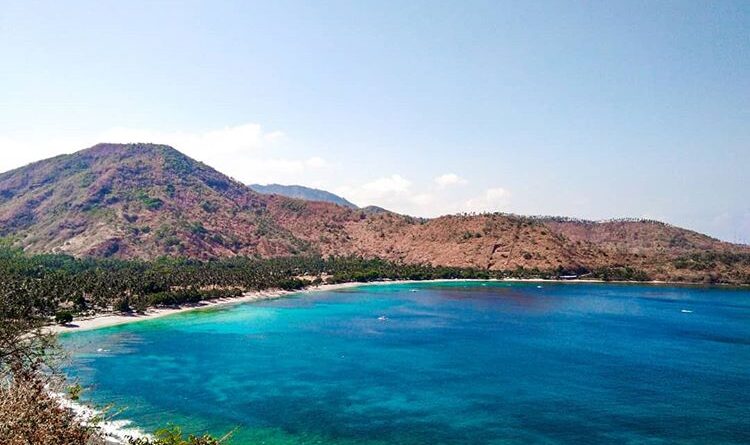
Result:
[1, 143, 748, 284]
[249, 183, 358, 208]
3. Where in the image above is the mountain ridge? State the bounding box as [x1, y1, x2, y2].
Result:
[249, 183, 358, 208]
[1, 143, 748, 284]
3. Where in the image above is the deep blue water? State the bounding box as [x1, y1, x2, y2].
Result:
[62, 281, 750, 444]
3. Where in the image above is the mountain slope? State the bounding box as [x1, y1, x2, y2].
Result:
[0, 143, 311, 258]
[1, 143, 748, 284]
[249, 183, 358, 209]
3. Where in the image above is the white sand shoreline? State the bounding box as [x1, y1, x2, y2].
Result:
[50, 391, 148, 444]
[46, 282, 364, 335]
[46, 277, 692, 335]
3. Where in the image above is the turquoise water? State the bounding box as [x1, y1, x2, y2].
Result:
[62, 281, 750, 444]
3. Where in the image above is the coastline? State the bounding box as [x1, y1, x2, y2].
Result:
[50, 391, 147, 444]
[45, 282, 363, 335]
[46, 277, 721, 335]
[50, 277, 736, 444]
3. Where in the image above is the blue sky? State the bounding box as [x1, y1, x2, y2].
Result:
[1, 1, 748, 242]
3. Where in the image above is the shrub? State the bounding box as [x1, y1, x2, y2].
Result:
[114, 298, 131, 313]
[133, 298, 150, 314]
[128, 426, 227, 445]
[0, 376, 95, 445]
[189, 222, 207, 237]
[201, 201, 220, 213]
[67, 383, 83, 401]
[54, 310, 73, 325]
[137, 192, 164, 210]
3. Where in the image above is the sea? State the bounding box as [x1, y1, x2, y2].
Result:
[61, 281, 750, 444]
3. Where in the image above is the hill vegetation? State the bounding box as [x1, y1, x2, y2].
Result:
[0, 143, 748, 284]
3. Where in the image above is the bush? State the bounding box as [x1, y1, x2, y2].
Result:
[0, 376, 95, 445]
[129, 426, 226, 445]
[67, 383, 83, 401]
[201, 201, 220, 213]
[114, 298, 131, 313]
[132, 298, 150, 314]
[54, 310, 73, 325]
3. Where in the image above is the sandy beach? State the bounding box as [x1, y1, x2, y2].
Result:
[45, 282, 365, 335]
[46, 277, 695, 335]
[48, 279, 508, 334]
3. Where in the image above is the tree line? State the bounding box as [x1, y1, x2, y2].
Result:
[0, 241, 651, 324]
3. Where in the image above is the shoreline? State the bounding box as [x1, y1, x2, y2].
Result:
[50, 391, 147, 444]
[46, 277, 721, 335]
[51, 277, 741, 443]
[46, 282, 363, 335]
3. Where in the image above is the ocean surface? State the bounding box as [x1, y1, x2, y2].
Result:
[61, 281, 750, 444]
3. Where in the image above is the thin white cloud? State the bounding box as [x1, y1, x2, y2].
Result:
[336, 174, 413, 207]
[248, 157, 330, 183]
[464, 187, 512, 213]
[434, 173, 467, 188]
[99, 123, 282, 157]
[337, 174, 514, 218]
[0, 123, 332, 185]
[361, 174, 412, 195]
[0, 135, 84, 172]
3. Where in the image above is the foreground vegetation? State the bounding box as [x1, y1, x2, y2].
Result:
[0, 243, 652, 444]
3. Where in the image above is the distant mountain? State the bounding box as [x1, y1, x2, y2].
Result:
[249, 183, 357, 209]
[1, 143, 748, 284]
[361, 205, 392, 215]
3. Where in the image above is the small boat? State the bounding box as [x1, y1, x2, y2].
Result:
[377, 315, 387, 321]
[681, 309, 693, 313]
[536, 285, 543, 289]
[410, 289, 418, 292]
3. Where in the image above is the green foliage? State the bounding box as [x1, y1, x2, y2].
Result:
[277, 278, 307, 290]
[163, 150, 195, 176]
[67, 383, 83, 401]
[590, 266, 650, 282]
[54, 310, 73, 325]
[114, 298, 131, 313]
[673, 252, 750, 270]
[188, 222, 207, 237]
[254, 216, 275, 237]
[201, 200, 220, 213]
[165, 183, 176, 197]
[72, 293, 87, 311]
[128, 426, 226, 445]
[137, 191, 164, 210]
[156, 225, 183, 249]
[144, 288, 243, 307]
[79, 171, 96, 188]
[280, 199, 307, 213]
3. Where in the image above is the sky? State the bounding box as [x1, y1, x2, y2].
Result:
[1, 1, 748, 243]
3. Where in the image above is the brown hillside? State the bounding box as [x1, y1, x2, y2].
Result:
[1, 144, 748, 284]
